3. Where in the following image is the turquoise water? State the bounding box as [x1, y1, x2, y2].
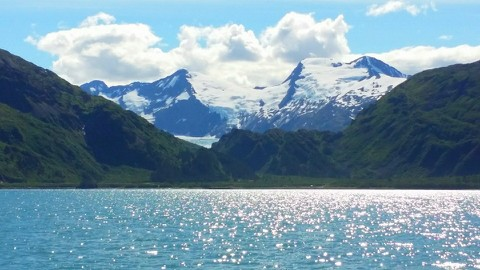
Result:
[1, 190, 480, 269]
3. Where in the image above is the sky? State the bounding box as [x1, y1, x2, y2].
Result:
[1, 0, 479, 87]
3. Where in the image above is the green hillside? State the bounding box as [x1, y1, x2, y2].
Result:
[213, 129, 344, 178]
[340, 61, 480, 178]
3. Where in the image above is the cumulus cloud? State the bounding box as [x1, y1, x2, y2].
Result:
[369, 45, 480, 75]
[172, 23, 263, 69]
[28, 12, 350, 86]
[261, 13, 350, 62]
[366, 0, 436, 16]
[27, 13, 169, 85]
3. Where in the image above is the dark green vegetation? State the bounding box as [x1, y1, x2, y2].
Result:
[0, 49, 252, 188]
[340, 61, 480, 178]
[1, 48, 479, 189]
[212, 60, 480, 187]
[213, 129, 344, 178]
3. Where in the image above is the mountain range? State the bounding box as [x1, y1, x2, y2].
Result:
[1, 48, 478, 188]
[81, 56, 408, 137]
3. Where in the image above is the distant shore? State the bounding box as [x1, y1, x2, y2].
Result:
[1, 175, 479, 190]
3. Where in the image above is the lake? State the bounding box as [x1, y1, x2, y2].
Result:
[1, 189, 479, 269]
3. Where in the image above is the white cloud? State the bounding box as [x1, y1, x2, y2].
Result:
[27, 12, 351, 87]
[24, 35, 37, 45]
[261, 12, 350, 62]
[368, 45, 480, 75]
[366, 0, 436, 16]
[27, 13, 170, 85]
[172, 23, 263, 68]
[79, 12, 116, 27]
[27, 12, 480, 89]
[439, 35, 453, 41]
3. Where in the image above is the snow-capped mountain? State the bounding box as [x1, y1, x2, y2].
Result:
[240, 56, 408, 132]
[81, 56, 408, 136]
[82, 69, 228, 136]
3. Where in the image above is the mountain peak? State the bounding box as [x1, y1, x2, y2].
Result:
[80, 80, 109, 94]
[152, 68, 193, 91]
[165, 69, 192, 82]
[282, 62, 305, 84]
[172, 68, 191, 78]
[350, 56, 408, 78]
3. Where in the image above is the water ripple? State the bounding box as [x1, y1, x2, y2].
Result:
[1, 189, 480, 269]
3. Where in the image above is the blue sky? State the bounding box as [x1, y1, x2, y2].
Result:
[1, 0, 479, 86]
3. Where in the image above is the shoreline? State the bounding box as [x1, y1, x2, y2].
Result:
[2, 174, 479, 190]
[1, 182, 479, 190]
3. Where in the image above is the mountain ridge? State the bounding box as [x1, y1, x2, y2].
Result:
[81, 56, 408, 137]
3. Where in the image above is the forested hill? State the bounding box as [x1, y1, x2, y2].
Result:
[339, 60, 480, 178]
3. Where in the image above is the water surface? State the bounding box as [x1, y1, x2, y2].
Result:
[1, 189, 479, 269]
